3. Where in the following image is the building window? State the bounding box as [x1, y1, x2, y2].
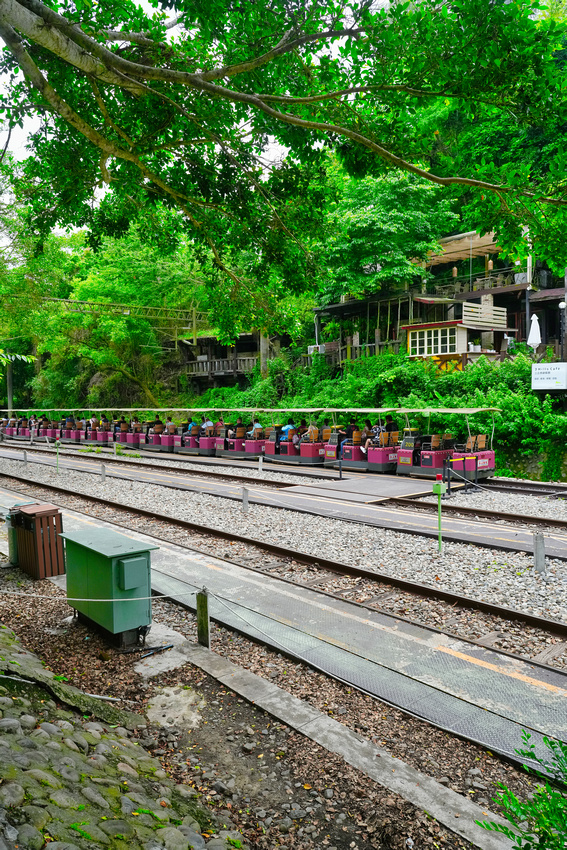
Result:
[409, 327, 457, 356]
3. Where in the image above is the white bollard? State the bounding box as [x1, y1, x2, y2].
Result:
[113, 441, 117, 456]
[259, 455, 263, 472]
[23, 450, 27, 470]
[101, 463, 106, 483]
[242, 486, 249, 513]
[534, 532, 546, 575]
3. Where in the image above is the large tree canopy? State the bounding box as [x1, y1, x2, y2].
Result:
[0, 0, 566, 298]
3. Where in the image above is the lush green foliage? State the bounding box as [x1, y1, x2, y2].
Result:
[185, 350, 567, 473]
[320, 170, 459, 305]
[479, 732, 567, 850]
[0, 0, 566, 317]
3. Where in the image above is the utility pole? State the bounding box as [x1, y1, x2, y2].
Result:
[6, 359, 13, 416]
[564, 268, 567, 361]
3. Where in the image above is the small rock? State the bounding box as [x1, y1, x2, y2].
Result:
[0, 783, 25, 807]
[17, 823, 44, 850]
[212, 780, 230, 796]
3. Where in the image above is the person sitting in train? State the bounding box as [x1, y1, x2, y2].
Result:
[77, 415, 87, 431]
[65, 414, 75, 428]
[246, 418, 263, 438]
[118, 416, 129, 432]
[100, 414, 111, 431]
[279, 418, 295, 444]
[214, 416, 224, 434]
[148, 417, 164, 436]
[165, 416, 176, 434]
[131, 416, 142, 433]
[361, 419, 382, 455]
[299, 420, 318, 444]
[385, 414, 399, 433]
[199, 415, 214, 437]
[182, 415, 198, 437]
[228, 417, 243, 438]
[338, 417, 358, 457]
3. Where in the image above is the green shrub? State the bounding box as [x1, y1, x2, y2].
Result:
[478, 732, 567, 850]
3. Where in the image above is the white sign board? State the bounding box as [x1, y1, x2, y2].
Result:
[531, 363, 567, 390]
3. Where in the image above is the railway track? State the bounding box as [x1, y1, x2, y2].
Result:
[0, 443, 295, 488]
[384, 495, 567, 530]
[4, 443, 566, 536]
[1, 468, 566, 649]
[484, 478, 567, 498]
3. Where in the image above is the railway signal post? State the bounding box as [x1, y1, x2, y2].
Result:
[432, 474, 447, 554]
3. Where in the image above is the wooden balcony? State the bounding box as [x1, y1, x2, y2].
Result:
[187, 356, 258, 377]
[461, 301, 507, 330]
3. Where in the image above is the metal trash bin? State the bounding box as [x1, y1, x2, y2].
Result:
[60, 528, 158, 647]
[11, 503, 65, 579]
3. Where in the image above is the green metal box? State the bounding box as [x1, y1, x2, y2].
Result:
[60, 528, 158, 636]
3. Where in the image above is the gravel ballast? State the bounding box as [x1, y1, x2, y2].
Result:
[0, 457, 565, 623]
[1, 443, 321, 485]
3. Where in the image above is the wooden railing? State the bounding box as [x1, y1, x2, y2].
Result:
[462, 301, 507, 329]
[304, 340, 401, 366]
[434, 265, 527, 297]
[187, 356, 258, 376]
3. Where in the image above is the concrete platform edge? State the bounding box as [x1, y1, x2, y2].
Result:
[180, 642, 511, 850]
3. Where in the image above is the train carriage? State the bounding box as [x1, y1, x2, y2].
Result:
[0, 405, 499, 481]
[396, 407, 498, 479]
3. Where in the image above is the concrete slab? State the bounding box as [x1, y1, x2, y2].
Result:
[287, 474, 458, 498]
[276, 485, 392, 503]
[146, 684, 206, 728]
[134, 623, 192, 679]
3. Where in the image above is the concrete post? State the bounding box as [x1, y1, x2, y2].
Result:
[196, 588, 210, 648]
[101, 463, 106, 483]
[533, 532, 546, 575]
[242, 486, 249, 512]
[23, 450, 27, 470]
[259, 333, 269, 378]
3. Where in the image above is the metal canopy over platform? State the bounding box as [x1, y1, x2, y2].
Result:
[1, 488, 562, 768]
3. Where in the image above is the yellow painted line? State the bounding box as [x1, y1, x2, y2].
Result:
[437, 645, 567, 697]
[196, 558, 567, 696]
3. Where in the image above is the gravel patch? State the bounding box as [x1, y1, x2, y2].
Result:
[422, 486, 567, 524]
[1, 457, 565, 625]
[1, 443, 320, 485]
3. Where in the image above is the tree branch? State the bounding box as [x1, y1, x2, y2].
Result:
[0, 0, 145, 94]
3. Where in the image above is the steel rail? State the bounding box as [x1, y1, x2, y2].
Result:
[0, 444, 292, 489]
[485, 480, 567, 498]
[384, 496, 567, 530]
[1, 468, 566, 639]
[4, 443, 565, 530]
